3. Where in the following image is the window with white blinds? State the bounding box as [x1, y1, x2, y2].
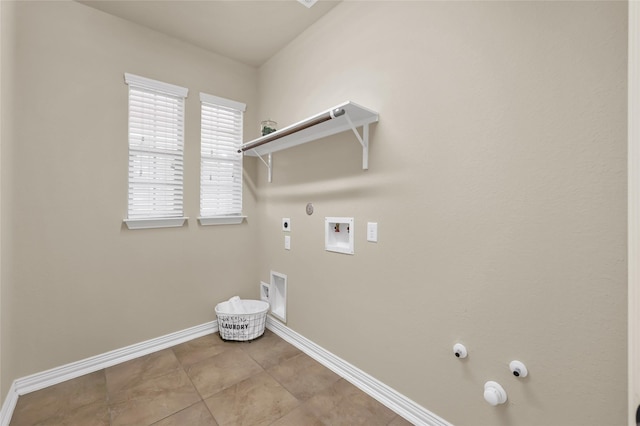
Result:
[199, 93, 246, 223]
[124, 73, 188, 229]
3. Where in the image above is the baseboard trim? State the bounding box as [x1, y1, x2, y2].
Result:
[266, 316, 451, 426]
[0, 320, 218, 426]
[0, 382, 18, 426]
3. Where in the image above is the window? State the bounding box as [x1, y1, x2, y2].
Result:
[124, 73, 188, 229]
[199, 93, 246, 225]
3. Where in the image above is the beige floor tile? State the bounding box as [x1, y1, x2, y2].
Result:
[105, 348, 182, 395]
[172, 334, 232, 367]
[10, 332, 408, 426]
[267, 352, 341, 401]
[388, 414, 416, 425]
[151, 401, 218, 426]
[269, 405, 325, 426]
[108, 368, 200, 426]
[204, 371, 300, 426]
[240, 330, 301, 369]
[185, 346, 263, 399]
[10, 370, 107, 425]
[301, 379, 397, 426]
[25, 399, 110, 426]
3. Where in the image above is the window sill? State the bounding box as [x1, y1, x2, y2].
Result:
[198, 216, 246, 226]
[124, 217, 188, 230]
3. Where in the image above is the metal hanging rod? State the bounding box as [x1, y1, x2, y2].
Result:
[238, 108, 345, 153]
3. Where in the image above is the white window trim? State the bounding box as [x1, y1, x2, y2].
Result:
[124, 73, 188, 98]
[199, 93, 246, 226]
[124, 217, 188, 230]
[197, 216, 246, 226]
[124, 73, 188, 230]
[200, 92, 245, 112]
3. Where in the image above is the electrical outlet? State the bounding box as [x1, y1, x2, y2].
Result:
[282, 218, 291, 232]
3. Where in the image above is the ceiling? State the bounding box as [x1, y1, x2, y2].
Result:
[77, 0, 341, 67]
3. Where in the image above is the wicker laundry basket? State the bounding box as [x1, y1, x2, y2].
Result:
[215, 299, 269, 341]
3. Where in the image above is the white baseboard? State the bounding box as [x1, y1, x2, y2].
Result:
[0, 320, 218, 426]
[0, 382, 18, 426]
[266, 316, 452, 426]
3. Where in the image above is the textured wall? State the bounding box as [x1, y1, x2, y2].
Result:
[257, 2, 627, 425]
[0, 2, 629, 424]
[0, 0, 8, 401]
[1, 0, 260, 397]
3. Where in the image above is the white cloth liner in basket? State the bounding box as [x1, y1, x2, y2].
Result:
[215, 297, 270, 341]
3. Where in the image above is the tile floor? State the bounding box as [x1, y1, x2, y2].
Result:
[10, 329, 414, 425]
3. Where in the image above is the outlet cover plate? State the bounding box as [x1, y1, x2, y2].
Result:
[367, 222, 378, 242]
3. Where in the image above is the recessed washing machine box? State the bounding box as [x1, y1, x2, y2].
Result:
[270, 271, 287, 323]
[325, 217, 354, 255]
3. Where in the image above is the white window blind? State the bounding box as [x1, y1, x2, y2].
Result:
[200, 93, 246, 219]
[125, 73, 188, 224]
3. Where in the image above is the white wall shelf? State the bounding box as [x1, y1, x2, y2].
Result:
[240, 101, 379, 182]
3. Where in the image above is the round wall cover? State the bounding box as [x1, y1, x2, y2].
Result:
[306, 203, 314, 215]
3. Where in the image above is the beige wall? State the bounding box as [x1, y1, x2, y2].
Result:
[1, 0, 16, 401]
[0, 0, 5, 398]
[0, 1, 629, 425]
[0, 1, 260, 397]
[257, 2, 627, 425]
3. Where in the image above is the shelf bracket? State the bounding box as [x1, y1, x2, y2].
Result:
[344, 112, 369, 170]
[252, 149, 273, 183]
